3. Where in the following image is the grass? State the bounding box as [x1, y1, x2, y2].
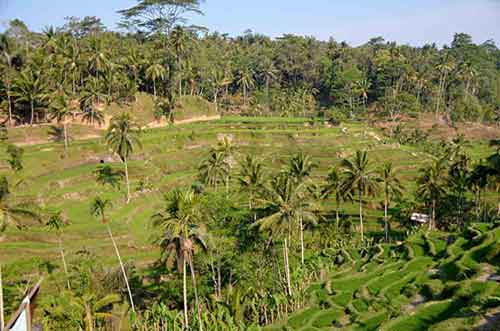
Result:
[1, 114, 498, 330]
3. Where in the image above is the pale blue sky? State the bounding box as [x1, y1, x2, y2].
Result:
[0, 0, 499, 46]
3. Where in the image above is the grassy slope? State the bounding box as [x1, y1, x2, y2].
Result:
[0, 115, 495, 323]
[266, 226, 500, 331]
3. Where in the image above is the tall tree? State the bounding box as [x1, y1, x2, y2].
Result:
[199, 150, 230, 191]
[146, 63, 167, 97]
[46, 211, 71, 289]
[12, 69, 49, 125]
[324, 167, 350, 229]
[416, 159, 447, 230]
[238, 154, 266, 219]
[152, 188, 206, 330]
[117, 0, 204, 35]
[341, 151, 379, 241]
[49, 92, 75, 157]
[255, 174, 316, 292]
[378, 162, 404, 242]
[90, 197, 136, 313]
[105, 113, 141, 204]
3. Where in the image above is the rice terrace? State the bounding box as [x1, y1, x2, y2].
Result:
[0, 1, 499, 330]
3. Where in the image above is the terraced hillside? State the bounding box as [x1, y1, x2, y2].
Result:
[1, 117, 444, 268]
[266, 224, 500, 331]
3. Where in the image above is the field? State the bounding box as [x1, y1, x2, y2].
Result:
[265, 224, 500, 330]
[0, 114, 497, 329]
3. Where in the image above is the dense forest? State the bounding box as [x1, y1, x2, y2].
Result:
[1, 1, 500, 331]
[1, 2, 499, 126]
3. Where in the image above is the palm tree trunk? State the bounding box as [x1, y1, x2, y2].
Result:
[7, 87, 12, 126]
[359, 192, 364, 242]
[30, 99, 35, 126]
[183, 258, 189, 329]
[430, 199, 436, 230]
[284, 238, 292, 296]
[124, 158, 131, 204]
[0, 265, 4, 331]
[299, 217, 305, 265]
[106, 224, 136, 313]
[58, 235, 71, 290]
[188, 256, 203, 331]
[86, 306, 94, 331]
[336, 199, 340, 230]
[384, 195, 389, 243]
[63, 123, 69, 158]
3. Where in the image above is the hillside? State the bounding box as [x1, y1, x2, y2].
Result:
[6, 93, 219, 146]
[0, 116, 497, 330]
[266, 224, 500, 331]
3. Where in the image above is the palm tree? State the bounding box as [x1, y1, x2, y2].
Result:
[255, 174, 316, 291]
[0, 34, 15, 126]
[152, 188, 206, 331]
[198, 150, 230, 191]
[49, 92, 75, 157]
[288, 152, 316, 184]
[435, 55, 455, 116]
[416, 159, 447, 230]
[90, 197, 135, 313]
[146, 63, 167, 97]
[170, 26, 190, 96]
[237, 64, 255, 105]
[72, 292, 121, 331]
[12, 69, 48, 125]
[105, 113, 141, 204]
[378, 162, 404, 242]
[0, 176, 41, 233]
[46, 211, 71, 289]
[324, 167, 350, 229]
[341, 151, 379, 242]
[80, 77, 106, 125]
[287, 152, 316, 264]
[356, 79, 371, 109]
[94, 165, 124, 190]
[238, 155, 266, 219]
[216, 137, 236, 194]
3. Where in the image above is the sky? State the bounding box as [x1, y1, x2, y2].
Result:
[0, 0, 499, 46]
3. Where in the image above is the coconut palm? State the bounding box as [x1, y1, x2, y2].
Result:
[216, 137, 236, 194]
[105, 113, 141, 204]
[340, 151, 379, 241]
[46, 211, 71, 289]
[49, 92, 75, 157]
[288, 152, 316, 184]
[198, 150, 230, 191]
[152, 188, 206, 331]
[0, 176, 41, 233]
[94, 165, 124, 190]
[90, 196, 135, 313]
[237, 64, 255, 105]
[238, 155, 266, 218]
[0, 34, 15, 125]
[80, 77, 107, 125]
[146, 63, 167, 97]
[255, 174, 317, 291]
[416, 159, 447, 230]
[435, 55, 455, 116]
[378, 162, 404, 242]
[324, 167, 351, 229]
[12, 69, 49, 125]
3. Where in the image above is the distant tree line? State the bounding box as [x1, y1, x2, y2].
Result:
[0, 0, 499, 127]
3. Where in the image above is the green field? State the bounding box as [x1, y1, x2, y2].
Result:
[1, 116, 498, 330]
